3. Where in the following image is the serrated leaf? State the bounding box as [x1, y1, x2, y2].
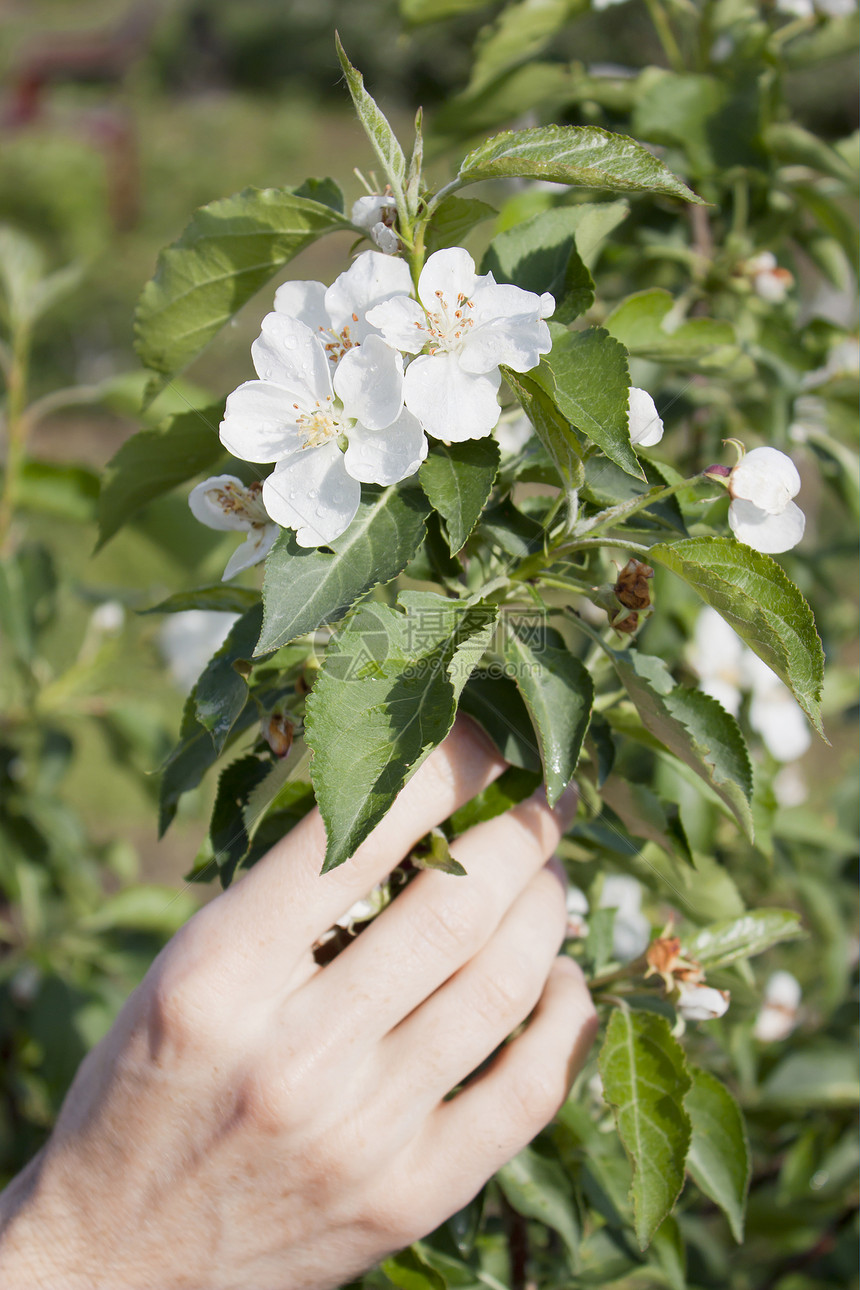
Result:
[134, 188, 353, 391]
[504, 369, 584, 516]
[599, 1008, 692, 1250]
[458, 670, 542, 771]
[502, 624, 593, 805]
[209, 755, 273, 886]
[418, 440, 500, 553]
[143, 586, 260, 615]
[195, 605, 264, 753]
[256, 484, 430, 654]
[381, 1246, 447, 1290]
[533, 326, 642, 480]
[497, 1144, 581, 1262]
[97, 404, 225, 548]
[336, 35, 408, 214]
[685, 1067, 750, 1243]
[482, 207, 595, 322]
[457, 125, 704, 202]
[649, 537, 825, 733]
[608, 649, 754, 838]
[305, 593, 496, 871]
[424, 195, 497, 257]
[291, 176, 345, 211]
[682, 909, 805, 970]
[159, 692, 256, 835]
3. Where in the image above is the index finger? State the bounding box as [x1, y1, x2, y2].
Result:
[195, 717, 507, 987]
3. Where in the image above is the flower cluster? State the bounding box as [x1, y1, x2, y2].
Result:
[196, 247, 555, 564]
[645, 935, 730, 1022]
[707, 444, 806, 553]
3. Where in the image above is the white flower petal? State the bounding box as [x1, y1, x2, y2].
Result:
[326, 250, 413, 341]
[351, 195, 397, 231]
[222, 524, 279, 581]
[220, 382, 305, 463]
[404, 353, 501, 441]
[764, 970, 802, 1010]
[333, 335, 404, 431]
[189, 475, 254, 532]
[365, 294, 429, 353]
[729, 498, 805, 553]
[730, 447, 801, 513]
[251, 313, 332, 400]
[262, 443, 360, 548]
[417, 247, 478, 310]
[495, 412, 535, 456]
[689, 606, 745, 689]
[460, 280, 553, 374]
[371, 223, 400, 254]
[676, 981, 730, 1021]
[628, 387, 664, 447]
[344, 408, 428, 485]
[273, 280, 328, 332]
[749, 693, 812, 761]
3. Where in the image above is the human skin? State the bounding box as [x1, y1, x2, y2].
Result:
[0, 719, 597, 1290]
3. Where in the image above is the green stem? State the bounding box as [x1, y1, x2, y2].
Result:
[561, 536, 652, 557]
[643, 0, 687, 72]
[574, 473, 702, 540]
[0, 323, 32, 554]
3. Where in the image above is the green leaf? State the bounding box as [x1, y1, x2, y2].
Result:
[381, 1246, 447, 1290]
[599, 1008, 692, 1250]
[478, 495, 546, 557]
[134, 188, 352, 391]
[760, 1046, 860, 1109]
[456, 125, 704, 202]
[256, 484, 430, 654]
[649, 1216, 686, 1290]
[604, 288, 738, 368]
[483, 207, 595, 322]
[305, 593, 496, 872]
[143, 586, 260, 615]
[532, 326, 641, 480]
[601, 778, 693, 865]
[458, 670, 542, 771]
[159, 691, 256, 835]
[15, 460, 99, 524]
[400, 0, 488, 22]
[81, 885, 197, 936]
[336, 35, 409, 214]
[501, 624, 593, 806]
[209, 754, 273, 886]
[648, 537, 826, 734]
[682, 909, 805, 971]
[291, 176, 345, 212]
[497, 1144, 581, 1262]
[465, 0, 587, 95]
[448, 766, 542, 835]
[195, 605, 264, 754]
[607, 648, 754, 837]
[97, 404, 225, 548]
[685, 1067, 750, 1243]
[412, 826, 467, 876]
[766, 122, 859, 189]
[503, 369, 584, 513]
[631, 70, 763, 177]
[423, 195, 497, 257]
[419, 440, 500, 553]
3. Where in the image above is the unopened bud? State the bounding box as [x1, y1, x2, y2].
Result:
[263, 711, 294, 758]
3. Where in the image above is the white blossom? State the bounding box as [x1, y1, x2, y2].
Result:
[219, 313, 427, 548]
[335, 882, 389, 932]
[366, 247, 554, 442]
[91, 600, 125, 634]
[495, 411, 535, 457]
[273, 249, 413, 360]
[747, 251, 794, 303]
[675, 979, 730, 1021]
[689, 607, 812, 761]
[189, 474, 279, 580]
[753, 970, 802, 1042]
[599, 875, 651, 961]
[565, 886, 590, 939]
[158, 610, 238, 691]
[727, 446, 805, 553]
[351, 195, 399, 254]
[628, 387, 664, 448]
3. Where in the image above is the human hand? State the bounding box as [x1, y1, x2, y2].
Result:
[0, 719, 597, 1290]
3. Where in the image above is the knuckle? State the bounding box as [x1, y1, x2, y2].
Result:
[472, 969, 536, 1025]
[409, 891, 486, 962]
[147, 968, 219, 1057]
[357, 1186, 416, 1248]
[508, 1066, 565, 1129]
